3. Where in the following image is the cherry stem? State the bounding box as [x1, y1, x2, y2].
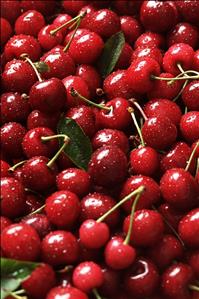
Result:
[45, 135, 70, 168]
[57, 265, 73, 273]
[129, 99, 148, 121]
[152, 71, 199, 82]
[9, 160, 27, 172]
[70, 88, 112, 111]
[9, 290, 27, 299]
[185, 141, 199, 172]
[196, 158, 199, 177]
[189, 284, 199, 292]
[173, 79, 189, 102]
[96, 186, 145, 223]
[27, 204, 46, 217]
[128, 107, 145, 146]
[20, 53, 43, 82]
[123, 191, 143, 245]
[92, 288, 102, 299]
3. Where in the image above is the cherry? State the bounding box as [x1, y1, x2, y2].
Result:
[64, 28, 90, 45]
[21, 156, 58, 192]
[46, 286, 88, 299]
[178, 208, 199, 248]
[29, 77, 66, 114]
[1, 223, 41, 261]
[127, 57, 161, 94]
[113, 0, 142, 16]
[120, 16, 142, 45]
[22, 213, 52, 238]
[2, 59, 37, 93]
[1, 122, 26, 158]
[187, 251, 199, 280]
[0, 160, 12, 177]
[1, 0, 21, 24]
[56, 168, 91, 197]
[124, 258, 159, 298]
[38, 24, 63, 51]
[182, 81, 199, 111]
[193, 50, 199, 71]
[180, 111, 199, 143]
[176, 0, 199, 27]
[72, 261, 104, 293]
[131, 46, 163, 65]
[158, 203, 184, 231]
[0, 18, 12, 45]
[20, 0, 56, 16]
[1, 92, 30, 124]
[120, 175, 160, 213]
[15, 10, 45, 37]
[142, 115, 177, 150]
[134, 31, 165, 49]
[161, 263, 194, 298]
[45, 190, 80, 229]
[140, 1, 178, 33]
[99, 266, 120, 297]
[92, 128, 129, 154]
[144, 98, 182, 126]
[22, 263, 56, 299]
[66, 105, 96, 137]
[4, 34, 41, 62]
[41, 230, 79, 266]
[115, 43, 133, 70]
[88, 145, 128, 187]
[62, 0, 88, 16]
[0, 216, 12, 234]
[52, 13, 72, 36]
[160, 168, 198, 211]
[27, 110, 60, 131]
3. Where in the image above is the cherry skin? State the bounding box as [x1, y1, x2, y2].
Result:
[127, 57, 160, 94]
[66, 105, 96, 137]
[1, 177, 26, 219]
[134, 31, 165, 49]
[22, 263, 56, 299]
[99, 266, 120, 297]
[41, 230, 79, 266]
[175, 0, 199, 27]
[1, 92, 30, 124]
[120, 175, 160, 213]
[88, 145, 127, 187]
[46, 286, 88, 299]
[193, 50, 199, 71]
[141, 116, 177, 150]
[144, 98, 182, 126]
[1, 0, 21, 24]
[52, 13, 72, 36]
[62, 0, 88, 16]
[0, 216, 12, 234]
[22, 127, 58, 158]
[64, 28, 90, 45]
[1, 223, 41, 261]
[4, 34, 41, 62]
[15, 10, 45, 37]
[178, 208, 199, 248]
[180, 111, 199, 143]
[27, 110, 60, 131]
[38, 24, 63, 51]
[2, 59, 37, 93]
[79, 219, 110, 249]
[21, 156, 58, 192]
[1, 122, 26, 158]
[123, 209, 164, 247]
[22, 213, 52, 238]
[20, 0, 56, 16]
[115, 42, 133, 70]
[72, 261, 104, 292]
[158, 203, 185, 231]
[0, 160, 12, 177]
[160, 168, 199, 211]
[79, 4, 96, 28]
[124, 258, 159, 298]
[56, 168, 91, 197]
[130, 146, 159, 177]
[182, 81, 199, 111]
[0, 18, 12, 45]
[57, 152, 74, 171]
[45, 190, 80, 229]
[187, 251, 199, 280]
[80, 192, 119, 228]
[131, 46, 163, 65]
[120, 16, 143, 45]
[113, 0, 142, 16]
[161, 263, 194, 298]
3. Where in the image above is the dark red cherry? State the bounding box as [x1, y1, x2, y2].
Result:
[29, 78, 66, 114]
[1, 177, 26, 219]
[20, 0, 56, 16]
[115, 43, 133, 70]
[142, 116, 177, 150]
[99, 266, 120, 297]
[1, 223, 41, 261]
[175, 0, 199, 26]
[46, 286, 88, 299]
[1, 92, 30, 124]
[0, 216, 12, 234]
[38, 24, 63, 51]
[182, 81, 199, 111]
[160, 168, 198, 211]
[113, 0, 142, 16]
[2, 59, 37, 93]
[178, 208, 199, 248]
[0, 160, 12, 177]
[22, 213, 52, 238]
[56, 152, 74, 171]
[131, 46, 163, 65]
[27, 110, 60, 131]
[158, 203, 184, 231]
[193, 50, 199, 71]
[187, 251, 199, 280]
[88, 145, 128, 187]
[4, 34, 41, 62]
[15, 10, 45, 37]
[52, 13, 72, 36]
[0, 18, 12, 45]
[41, 230, 79, 266]
[140, 1, 178, 33]
[180, 111, 199, 143]
[134, 31, 165, 49]
[120, 16, 143, 45]
[62, 0, 88, 16]
[1, 0, 21, 24]
[120, 175, 160, 213]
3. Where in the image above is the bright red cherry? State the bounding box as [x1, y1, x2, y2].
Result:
[22, 213, 52, 238]
[0, 216, 12, 234]
[134, 31, 165, 49]
[46, 286, 88, 299]
[15, 10, 45, 37]
[0, 160, 12, 177]
[180, 111, 199, 143]
[38, 24, 63, 51]
[52, 13, 72, 36]
[0, 18, 12, 45]
[182, 81, 199, 111]
[131, 46, 163, 65]
[120, 16, 143, 45]
[27, 110, 60, 131]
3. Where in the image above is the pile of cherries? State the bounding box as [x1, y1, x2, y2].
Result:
[1, 1, 199, 299]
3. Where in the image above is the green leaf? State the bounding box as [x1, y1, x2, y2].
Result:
[1, 258, 39, 299]
[98, 31, 125, 78]
[34, 61, 50, 73]
[57, 117, 92, 170]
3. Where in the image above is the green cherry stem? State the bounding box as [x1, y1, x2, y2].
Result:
[92, 288, 102, 299]
[20, 53, 43, 82]
[173, 64, 189, 102]
[152, 74, 199, 81]
[96, 186, 145, 223]
[9, 160, 27, 172]
[130, 100, 148, 121]
[27, 204, 46, 217]
[185, 141, 199, 172]
[128, 107, 145, 146]
[70, 87, 112, 111]
[189, 284, 199, 292]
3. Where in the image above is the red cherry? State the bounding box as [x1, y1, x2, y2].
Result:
[72, 261, 104, 292]
[142, 116, 177, 150]
[1, 0, 21, 24]
[158, 203, 184, 231]
[20, 0, 56, 16]
[115, 43, 133, 70]
[131, 46, 163, 65]
[88, 145, 127, 187]
[0, 18, 12, 45]
[178, 208, 199, 248]
[120, 16, 143, 45]
[180, 111, 199, 143]
[0, 160, 12, 177]
[42, 230, 79, 266]
[187, 251, 199, 280]
[52, 13, 72, 36]
[22, 264, 56, 299]
[62, 0, 88, 16]
[99, 266, 120, 297]
[1, 223, 41, 261]
[46, 286, 88, 299]
[38, 24, 63, 51]
[64, 28, 90, 45]
[0, 216, 12, 234]
[22, 213, 52, 238]
[15, 10, 45, 37]
[193, 50, 199, 71]
[176, 0, 199, 26]
[182, 81, 199, 111]
[160, 168, 198, 211]
[134, 31, 165, 49]
[113, 0, 142, 16]
[27, 110, 60, 131]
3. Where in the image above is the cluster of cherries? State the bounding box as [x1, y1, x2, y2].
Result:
[1, 0, 199, 299]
